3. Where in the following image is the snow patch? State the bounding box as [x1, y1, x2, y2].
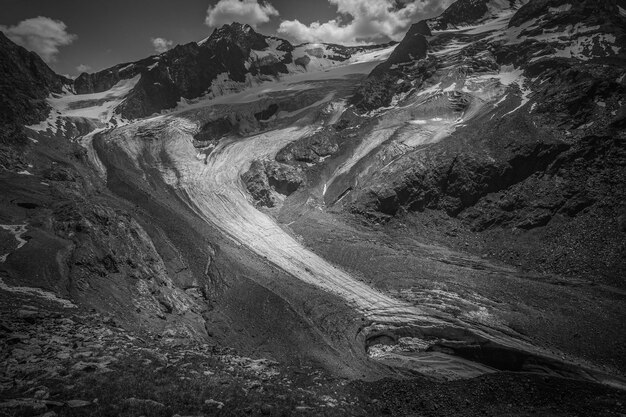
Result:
[0, 224, 28, 261]
[532, 33, 619, 62]
[549, 4, 572, 13]
[0, 275, 76, 308]
[118, 63, 134, 72]
[27, 75, 140, 133]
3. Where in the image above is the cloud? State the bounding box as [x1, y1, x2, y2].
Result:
[76, 64, 91, 73]
[151, 37, 174, 54]
[205, 0, 279, 28]
[0, 16, 77, 62]
[278, 0, 454, 44]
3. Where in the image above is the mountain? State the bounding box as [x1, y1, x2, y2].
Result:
[318, 0, 626, 285]
[1, 1, 626, 415]
[62, 23, 395, 123]
[429, 0, 526, 30]
[0, 31, 72, 170]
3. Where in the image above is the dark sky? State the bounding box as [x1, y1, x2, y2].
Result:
[1, 0, 445, 76]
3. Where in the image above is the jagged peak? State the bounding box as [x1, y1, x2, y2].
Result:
[206, 22, 258, 42]
[429, 0, 526, 30]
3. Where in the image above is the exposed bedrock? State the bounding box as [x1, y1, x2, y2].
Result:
[344, 130, 569, 218]
[276, 127, 340, 164]
[242, 159, 304, 207]
[460, 135, 626, 230]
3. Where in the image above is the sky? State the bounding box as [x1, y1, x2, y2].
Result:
[0, 0, 453, 76]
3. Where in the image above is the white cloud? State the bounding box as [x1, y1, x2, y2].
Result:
[205, 0, 279, 28]
[76, 64, 91, 73]
[0, 16, 77, 63]
[278, 0, 454, 44]
[151, 37, 174, 54]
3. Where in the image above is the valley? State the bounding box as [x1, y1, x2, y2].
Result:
[1, 0, 625, 415]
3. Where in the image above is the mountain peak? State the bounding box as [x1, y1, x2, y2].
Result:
[203, 21, 269, 52]
[208, 22, 256, 40]
[429, 0, 524, 30]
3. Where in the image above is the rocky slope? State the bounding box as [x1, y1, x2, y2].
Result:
[300, 0, 626, 285]
[0, 32, 72, 170]
[0, 33, 71, 130]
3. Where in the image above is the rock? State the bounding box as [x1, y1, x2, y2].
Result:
[276, 128, 339, 164]
[618, 214, 626, 233]
[71, 361, 101, 372]
[66, 399, 91, 408]
[0, 399, 47, 412]
[33, 387, 50, 400]
[6, 333, 29, 344]
[17, 309, 41, 322]
[205, 399, 225, 409]
[260, 403, 274, 415]
[123, 397, 166, 408]
[242, 160, 304, 207]
[43, 166, 76, 182]
[0, 31, 70, 142]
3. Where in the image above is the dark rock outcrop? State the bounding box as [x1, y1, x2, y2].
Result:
[429, 0, 520, 30]
[276, 129, 339, 164]
[509, 0, 623, 28]
[242, 160, 304, 207]
[0, 32, 70, 138]
[350, 21, 436, 111]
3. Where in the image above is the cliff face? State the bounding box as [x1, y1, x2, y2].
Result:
[0, 32, 71, 139]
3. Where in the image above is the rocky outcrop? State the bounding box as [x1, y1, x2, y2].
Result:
[347, 125, 569, 218]
[350, 21, 435, 111]
[276, 128, 339, 163]
[461, 135, 626, 230]
[242, 160, 304, 207]
[370, 25, 429, 78]
[429, 0, 521, 30]
[509, 0, 623, 28]
[0, 32, 70, 141]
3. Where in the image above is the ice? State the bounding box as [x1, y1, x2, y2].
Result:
[461, 9, 513, 35]
[118, 63, 134, 72]
[0, 275, 76, 308]
[549, 4, 572, 13]
[0, 224, 28, 256]
[531, 33, 620, 62]
[27, 75, 141, 133]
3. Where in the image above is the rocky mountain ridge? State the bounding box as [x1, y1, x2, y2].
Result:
[1, 22, 395, 146]
[70, 23, 394, 121]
